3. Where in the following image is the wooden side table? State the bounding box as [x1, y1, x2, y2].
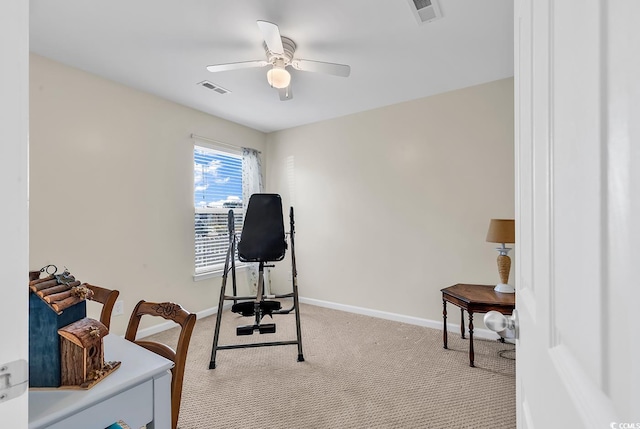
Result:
[441, 284, 515, 367]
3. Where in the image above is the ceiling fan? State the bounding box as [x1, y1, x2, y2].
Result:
[206, 20, 351, 101]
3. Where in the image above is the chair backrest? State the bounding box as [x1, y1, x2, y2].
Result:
[124, 300, 196, 429]
[238, 193, 287, 262]
[85, 283, 120, 330]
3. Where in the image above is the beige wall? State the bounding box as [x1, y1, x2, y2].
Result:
[30, 53, 513, 334]
[265, 78, 514, 326]
[29, 54, 266, 335]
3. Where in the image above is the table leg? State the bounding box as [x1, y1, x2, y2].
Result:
[460, 308, 465, 339]
[442, 299, 448, 349]
[468, 312, 475, 367]
[150, 369, 172, 429]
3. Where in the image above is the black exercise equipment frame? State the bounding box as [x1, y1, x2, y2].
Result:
[209, 201, 304, 369]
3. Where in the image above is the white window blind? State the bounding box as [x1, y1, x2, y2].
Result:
[194, 145, 244, 273]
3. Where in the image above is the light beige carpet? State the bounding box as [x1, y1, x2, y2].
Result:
[146, 303, 515, 429]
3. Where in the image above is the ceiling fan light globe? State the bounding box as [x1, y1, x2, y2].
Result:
[267, 67, 291, 89]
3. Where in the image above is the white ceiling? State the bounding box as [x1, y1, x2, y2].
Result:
[29, 0, 514, 133]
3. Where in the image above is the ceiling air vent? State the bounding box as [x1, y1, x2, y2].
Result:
[197, 80, 231, 95]
[408, 0, 442, 24]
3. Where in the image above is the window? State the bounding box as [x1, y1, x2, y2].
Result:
[194, 145, 244, 274]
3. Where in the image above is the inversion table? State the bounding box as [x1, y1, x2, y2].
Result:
[209, 193, 304, 369]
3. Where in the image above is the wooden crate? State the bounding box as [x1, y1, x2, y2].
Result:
[28, 269, 120, 389]
[28, 270, 90, 388]
[29, 292, 86, 387]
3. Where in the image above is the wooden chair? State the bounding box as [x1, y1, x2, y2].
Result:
[85, 283, 120, 330]
[125, 300, 196, 429]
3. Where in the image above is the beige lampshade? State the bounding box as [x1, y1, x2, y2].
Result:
[486, 219, 515, 244]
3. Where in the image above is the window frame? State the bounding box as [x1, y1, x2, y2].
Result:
[192, 141, 246, 280]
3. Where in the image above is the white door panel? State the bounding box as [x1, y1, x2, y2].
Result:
[605, 0, 640, 418]
[516, 0, 639, 427]
[0, 0, 29, 426]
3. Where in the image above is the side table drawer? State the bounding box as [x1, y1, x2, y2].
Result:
[45, 379, 153, 429]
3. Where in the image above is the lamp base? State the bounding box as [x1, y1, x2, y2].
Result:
[494, 283, 515, 294]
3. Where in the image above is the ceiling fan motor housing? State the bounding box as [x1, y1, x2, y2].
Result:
[264, 36, 296, 66]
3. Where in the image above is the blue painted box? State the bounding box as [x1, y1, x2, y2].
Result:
[28, 291, 86, 387]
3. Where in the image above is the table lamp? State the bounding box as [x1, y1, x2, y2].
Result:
[486, 219, 515, 293]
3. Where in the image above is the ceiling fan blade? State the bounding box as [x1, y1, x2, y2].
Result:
[291, 59, 351, 77]
[206, 60, 268, 73]
[279, 86, 293, 101]
[257, 20, 284, 55]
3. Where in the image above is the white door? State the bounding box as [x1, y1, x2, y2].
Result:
[0, 0, 29, 426]
[515, 0, 639, 427]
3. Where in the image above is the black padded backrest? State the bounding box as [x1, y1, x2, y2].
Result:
[238, 194, 286, 262]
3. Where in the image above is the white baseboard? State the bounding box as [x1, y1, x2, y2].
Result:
[135, 302, 232, 339]
[135, 297, 500, 342]
[298, 296, 500, 341]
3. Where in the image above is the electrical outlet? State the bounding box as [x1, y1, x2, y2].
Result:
[113, 300, 124, 316]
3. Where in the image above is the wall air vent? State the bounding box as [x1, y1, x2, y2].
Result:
[197, 80, 231, 95]
[408, 0, 442, 24]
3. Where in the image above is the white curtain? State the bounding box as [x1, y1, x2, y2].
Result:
[241, 148, 266, 294]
